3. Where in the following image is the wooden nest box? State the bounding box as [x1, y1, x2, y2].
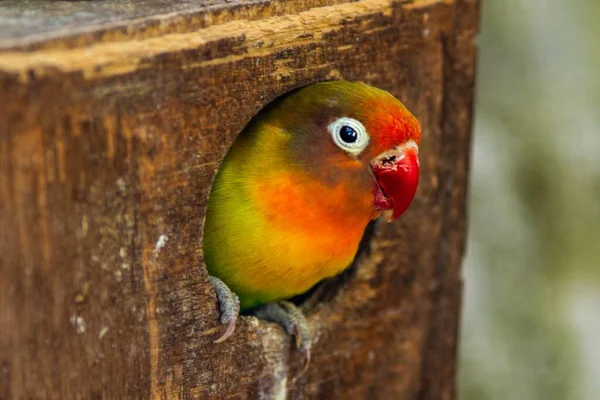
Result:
[0, 0, 479, 398]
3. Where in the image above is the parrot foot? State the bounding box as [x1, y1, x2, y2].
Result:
[253, 301, 311, 372]
[210, 276, 240, 343]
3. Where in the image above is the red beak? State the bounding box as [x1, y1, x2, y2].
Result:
[371, 142, 420, 221]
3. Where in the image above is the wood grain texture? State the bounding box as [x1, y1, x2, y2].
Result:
[0, 0, 479, 398]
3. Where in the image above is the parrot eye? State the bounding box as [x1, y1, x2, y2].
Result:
[339, 126, 358, 143]
[328, 117, 370, 155]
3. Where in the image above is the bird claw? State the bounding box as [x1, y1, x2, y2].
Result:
[213, 315, 237, 343]
[300, 346, 311, 374]
[254, 301, 312, 372]
[210, 276, 240, 343]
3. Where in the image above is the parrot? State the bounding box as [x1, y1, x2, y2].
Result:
[203, 81, 420, 366]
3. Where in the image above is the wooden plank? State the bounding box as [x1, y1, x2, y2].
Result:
[0, 0, 385, 50]
[0, 0, 479, 398]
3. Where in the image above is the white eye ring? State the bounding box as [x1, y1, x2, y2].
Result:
[328, 117, 370, 156]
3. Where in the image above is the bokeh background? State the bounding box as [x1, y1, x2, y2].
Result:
[459, 1, 600, 399]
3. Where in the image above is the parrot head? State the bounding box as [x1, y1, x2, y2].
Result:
[250, 81, 421, 223]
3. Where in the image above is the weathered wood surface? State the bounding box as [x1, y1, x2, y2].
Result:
[0, 0, 479, 398]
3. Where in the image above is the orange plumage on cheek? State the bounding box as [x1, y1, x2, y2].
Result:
[254, 172, 372, 226]
[251, 171, 374, 254]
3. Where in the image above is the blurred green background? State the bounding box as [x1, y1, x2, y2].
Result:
[459, 1, 600, 399]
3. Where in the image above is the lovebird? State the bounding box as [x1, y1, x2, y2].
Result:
[203, 81, 420, 364]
